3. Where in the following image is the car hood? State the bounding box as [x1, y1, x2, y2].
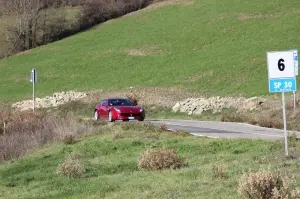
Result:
[113, 106, 142, 113]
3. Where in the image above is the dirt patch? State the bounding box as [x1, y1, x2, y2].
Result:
[120, 0, 194, 19]
[128, 49, 148, 56]
[251, 57, 265, 63]
[15, 49, 32, 56]
[126, 46, 160, 56]
[185, 71, 214, 82]
[12, 91, 87, 111]
[146, 0, 194, 10]
[237, 13, 279, 20]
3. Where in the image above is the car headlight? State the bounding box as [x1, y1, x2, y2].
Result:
[140, 108, 144, 112]
[114, 108, 121, 113]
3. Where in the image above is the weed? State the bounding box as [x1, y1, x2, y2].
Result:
[158, 124, 168, 132]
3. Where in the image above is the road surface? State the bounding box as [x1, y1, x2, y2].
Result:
[150, 119, 300, 140]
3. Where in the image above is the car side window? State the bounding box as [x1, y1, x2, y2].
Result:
[103, 100, 108, 105]
[100, 100, 106, 106]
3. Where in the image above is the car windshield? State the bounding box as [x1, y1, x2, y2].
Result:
[108, 99, 134, 106]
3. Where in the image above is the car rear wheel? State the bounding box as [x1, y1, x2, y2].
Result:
[94, 110, 99, 120]
[108, 111, 114, 122]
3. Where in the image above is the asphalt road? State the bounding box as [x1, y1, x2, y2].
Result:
[150, 119, 300, 140]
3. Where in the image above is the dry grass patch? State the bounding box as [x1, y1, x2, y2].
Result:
[212, 164, 228, 179]
[0, 110, 104, 162]
[138, 147, 184, 170]
[185, 71, 214, 82]
[238, 170, 300, 199]
[221, 102, 300, 131]
[126, 46, 160, 56]
[237, 13, 279, 20]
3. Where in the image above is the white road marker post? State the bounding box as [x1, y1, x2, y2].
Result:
[30, 68, 37, 112]
[267, 50, 297, 156]
[282, 91, 288, 156]
[293, 49, 298, 112]
[293, 91, 296, 112]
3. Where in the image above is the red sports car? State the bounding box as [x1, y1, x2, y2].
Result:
[94, 98, 145, 122]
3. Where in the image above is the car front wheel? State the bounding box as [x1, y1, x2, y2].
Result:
[138, 116, 145, 121]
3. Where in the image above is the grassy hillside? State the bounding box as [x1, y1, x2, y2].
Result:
[1, 0, 300, 102]
[0, 123, 294, 199]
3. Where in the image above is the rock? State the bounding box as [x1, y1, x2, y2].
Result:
[172, 102, 181, 112]
[11, 91, 88, 111]
[172, 96, 261, 116]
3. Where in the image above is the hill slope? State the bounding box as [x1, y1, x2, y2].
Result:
[1, 0, 300, 102]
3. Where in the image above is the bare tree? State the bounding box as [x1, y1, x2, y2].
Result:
[2, 0, 46, 50]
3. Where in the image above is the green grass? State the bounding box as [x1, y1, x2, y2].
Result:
[1, 123, 296, 199]
[1, 0, 300, 103]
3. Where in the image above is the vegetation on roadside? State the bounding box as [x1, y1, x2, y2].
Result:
[2, 119, 300, 198]
[0, 109, 105, 162]
[221, 99, 300, 132]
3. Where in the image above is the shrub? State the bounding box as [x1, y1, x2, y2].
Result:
[212, 164, 228, 179]
[158, 124, 168, 132]
[138, 148, 184, 170]
[61, 134, 76, 144]
[0, 109, 103, 162]
[57, 154, 85, 178]
[238, 170, 300, 199]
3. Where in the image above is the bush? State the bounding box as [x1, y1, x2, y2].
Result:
[0, 109, 102, 162]
[158, 124, 168, 132]
[61, 134, 76, 144]
[238, 170, 300, 199]
[138, 148, 184, 170]
[57, 154, 85, 178]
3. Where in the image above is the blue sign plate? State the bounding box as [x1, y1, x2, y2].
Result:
[269, 78, 297, 93]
